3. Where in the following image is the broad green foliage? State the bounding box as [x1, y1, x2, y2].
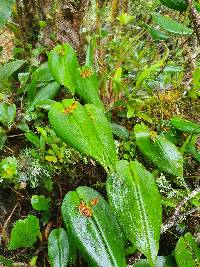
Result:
[48, 44, 79, 93]
[153, 14, 192, 35]
[61, 186, 126, 267]
[0, 60, 26, 83]
[48, 99, 117, 173]
[134, 124, 183, 177]
[0, 103, 16, 127]
[171, 117, 200, 134]
[27, 81, 60, 112]
[175, 232, 200, 267]
[0, 0, 16, 28]
[48, 43, 104, 110]
[159, 0, 188, 11]
[8, 215, 40, 249]
[28, 62, 54, 101]
[107, 160, 162, 266]
[31, 195, 50, 211]
[48, 228, 69, 267]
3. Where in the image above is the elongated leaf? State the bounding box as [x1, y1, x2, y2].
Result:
[175, 232, 200, 267]
[171, 117, 200, 134]
[0, 60, 26, 82]
[28, 62, 54, 101]
[134, 124, 183, 176]
[27, 81, 60, 112]
[148, 27, 170, 41]
[48, 43, 79, 93]
[48, 228, 69, 267]
[48, 99, 117, 173]
[153, 14, 193, 35]
[0, 103, 16, 127]
[48, 43, 103, 110]
[111, 123, 129, 140]
[107, 160, 162, 266]
[159, 0, 188, 12]
[61, 186, 126, 267]
[8, 215, 40, 249]
[0, 0, 16, 28]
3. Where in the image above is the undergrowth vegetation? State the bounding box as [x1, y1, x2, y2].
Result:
[0, 0, 200, 266]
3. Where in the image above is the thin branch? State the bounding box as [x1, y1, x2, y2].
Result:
[161, 187, 200, 233]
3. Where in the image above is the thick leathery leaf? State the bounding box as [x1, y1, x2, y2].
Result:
[107, 160, 162, 266]
[153, 14, 192, 35]
[48, 228, 69, 267]
[27, 81, 60, 112]
[48, 44, 103, 110]
[170, 117, 200, 134]
[48, 100, 117, 173]
[61, 186, 126, 267]
[134, 124, 183, 177]
[0, 0, 16, 28]
[159, 0, 188, 12]
[48, 43, 79, 93]
[175, 232, 200, 267]
[133, 255, 177, 266]
[76, 65, 104, 111]
[148, 27, 170, 41]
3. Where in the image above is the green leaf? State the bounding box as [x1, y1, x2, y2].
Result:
[187, 134, 200, 162]
[159, 0, 188, 12]
[153, 14, 193, 35]
[0, 156, 17, 179]
[0, 255, 13, 267]
[61, 186, 126, 267]
[48, 44, 103, 110]
[175, 232, 200, 267]
[48, 43, 79, 94]
[107, 160, 162, 266]
[0, 127, 7, 149]
[0, 60, 26, 82]
[133, 255, 177, 266]
[31, 195, 50, 211]
[28, 62, 54, 101]
[111, 123, 129, 140]
[48, 228, 69, 267]
[134, 124, 183, 177]
[148, 27, 170, 41]
[0, 103, 16, 127]
[27, 81, 60, 112]
[8, 215, 40, 249]
[170, 117, 200, 134]
[0, 0, 16, 28]
[48, 100, 117, 173]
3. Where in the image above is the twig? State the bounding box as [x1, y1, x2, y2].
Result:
[161, 187, 200, 233]
[1, 204, 18, 243]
